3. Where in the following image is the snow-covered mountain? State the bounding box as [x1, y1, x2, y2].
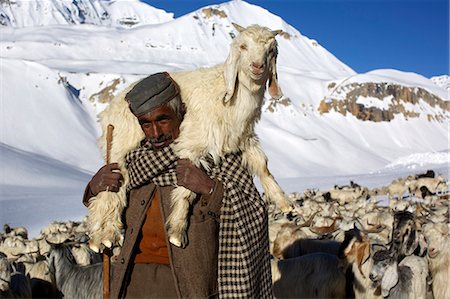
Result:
[431, 75, 450, 91]
[1, 0, 448, 236]
[0, 0, 173, 27]
[2, 0, 448, 175]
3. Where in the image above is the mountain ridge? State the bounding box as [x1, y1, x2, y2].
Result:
[0, 0, 448, 180]
[0, 0, 174, 27]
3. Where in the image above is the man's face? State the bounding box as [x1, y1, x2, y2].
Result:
[137, 105, 181, 150]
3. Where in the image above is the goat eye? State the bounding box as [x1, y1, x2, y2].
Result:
[240, 44, 247, 50]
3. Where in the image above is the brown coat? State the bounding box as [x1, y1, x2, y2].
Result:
[107, 181, 223, 298]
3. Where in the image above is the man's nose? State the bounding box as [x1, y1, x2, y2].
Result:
[152, 124, 162, 137]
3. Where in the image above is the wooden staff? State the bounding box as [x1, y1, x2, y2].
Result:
[103, 124, 114, 299]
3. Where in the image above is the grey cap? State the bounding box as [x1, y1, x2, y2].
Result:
[125, 72, 180, 116]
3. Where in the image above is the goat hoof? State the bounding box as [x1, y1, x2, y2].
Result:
[280, 204, 293, 213]
[89, 243, 100, 253]
[102, 240, 112, 249]
[169, 236, 182, 247]
[169, 233, 188, 248]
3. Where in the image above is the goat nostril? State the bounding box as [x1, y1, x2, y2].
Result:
[252, 63, 264, 69]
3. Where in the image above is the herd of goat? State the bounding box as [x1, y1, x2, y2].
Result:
[0, 169, 448, 298]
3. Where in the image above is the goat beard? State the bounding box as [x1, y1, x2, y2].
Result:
[238, 71, 269, 94]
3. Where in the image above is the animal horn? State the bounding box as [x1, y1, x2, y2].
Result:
[361, 224, 387, 234]
[296, 211, 319, 228]
[271, 29, 283, 36]
[309, 216, 342, 235]
[232, 22, 245, 32]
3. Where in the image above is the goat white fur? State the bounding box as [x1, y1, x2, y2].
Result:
[0, 252, 9, 292]
[0, 236, 39, 259]
[370, 251, 428, 299]
[86, 23, 292, 250]
[386, 178, 409, 200]
[328, 185, 369, 206]
[406, 176, 448, 194]
[423, 222, 450, 299]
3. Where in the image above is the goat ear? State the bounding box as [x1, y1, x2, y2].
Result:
[232, 22, 245, 33]
[416, 234, 428, 257]
[404, 232, 419, 256]
[371, 243, 387, 253]
[361, 238, 371, 264]
[343, 238, 356, 257]
[356, 240, 370, 278]
[223, 44, 239, 103]
[381, 263, 399, 298]
[268, 54, 282, 100]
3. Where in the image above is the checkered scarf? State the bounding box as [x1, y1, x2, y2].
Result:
[125, 140, 273, 298]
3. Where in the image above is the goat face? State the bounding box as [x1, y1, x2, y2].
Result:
[369, 250, 395, 283]
[423, 222, 448, 259]
[224, 23, 282, 102]
[391, 211, 419, 257]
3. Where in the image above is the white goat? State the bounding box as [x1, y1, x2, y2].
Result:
[87, 23, 292, 250]
[370, 250, 428, 299]
[2, 224, 28, 240]
[327, 184, 369, 206]
[422, 222, 450, 299]
[406, 176, 448, 195]
[386, 178, 409, 200]
[0, 236, 39, 259]
[0, 252, 10, 292]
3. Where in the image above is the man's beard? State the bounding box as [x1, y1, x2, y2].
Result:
[149, 134, 173, 148]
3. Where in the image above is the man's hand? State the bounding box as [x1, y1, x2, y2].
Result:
[88, 163, 123, 196]
[176, 159, 215, 195]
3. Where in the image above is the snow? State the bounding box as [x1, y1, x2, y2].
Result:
[431, 75, 450, 91]
[356, 96, 393, 110]
[0, 0, 449, 238]
[0, 0, 174, 28]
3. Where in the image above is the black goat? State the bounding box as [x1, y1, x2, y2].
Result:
[48, 244, 102, 298]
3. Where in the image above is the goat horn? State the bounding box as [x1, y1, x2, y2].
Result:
[309, 216, 341, 235]
[46, 238, 74, 246]
[271, 30, 283, 36]
[231, 22, 245, 33]
[309, 225, 338, 235]
[297, 211, 319, 228]
[352, 218, 366, 231]
[10, 249, 39, 257]
[361, 224, 387, 234]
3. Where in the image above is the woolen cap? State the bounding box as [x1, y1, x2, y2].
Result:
[126, 72, 180, 116]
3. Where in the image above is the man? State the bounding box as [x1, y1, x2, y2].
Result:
[83, 72, 223, 298]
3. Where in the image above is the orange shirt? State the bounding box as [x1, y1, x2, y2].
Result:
[134, 191, 170, 264]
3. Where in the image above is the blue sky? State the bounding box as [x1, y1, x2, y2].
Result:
[143, 0, 448, 78]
